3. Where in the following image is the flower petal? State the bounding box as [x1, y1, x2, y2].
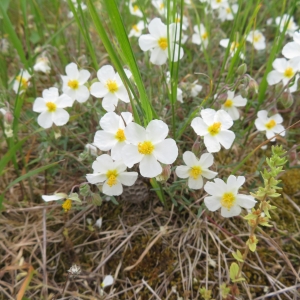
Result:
[216, 130, 235, 149]
[204, 135, 221, 153]
[75, 85, 90, 103]
[94, 131, 116, 151]
[191, 117, 208, 136]
[103, 181, 123, 196]
[182, 151, 199, 167]
[37, 111, 53, 128]
[199, 153, 214, 168]
[90, 82, 108, 98]
[78, 69, 90, 84]
[175, 165, 190, 178]
[188, 176, 203, 189]
[97, 65, 116, 83]
[33, 97, 46, 113]
[146, 119, 168, 143]
[125, 122, 146, 144]
[221, 205, 241, 217]
[52, 108, 69, 126]
[118, 172, 138, 186]
[150, 47, 168, 65]
[139, 34, 158, 51]
[204, 196, 222, 211]
[139, 154, 162, 177]
[153, 139, 178, 164]
[86, 173, 107, 184]
[122, 144, 143, 167]
[235, 194, 256, 209]
[65, 62, 79, 78]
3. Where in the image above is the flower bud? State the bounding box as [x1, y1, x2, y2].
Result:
[248, 78, 259, 94]
[4, 111, 13, 124]
[274, 81, 284, 94]
[156, 165, 171, 182]
[80, 183, 91, 197]
[280, 91, 294, 108]
[237, 63, 247, 76]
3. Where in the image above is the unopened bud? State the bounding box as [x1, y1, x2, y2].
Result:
[274, 81, 284, 94]
[80, 183, 91, 197]
[248, 78, 259, 94]
[192, 140, 201, 156]
[91, 192, 103, 206]
[4, 111, 13, 124]
[237, 63, 247, 76]
[280, 91, 294, 108]
[156, 165, 171, 182]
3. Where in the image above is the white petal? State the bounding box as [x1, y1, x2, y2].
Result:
[204, 179, 227, 196]
[86, 173, 107, 184]
[150, 47, 168, 65]
[33, 98, 46, 112]
[115, 85, 130, 102]
[282, 42, 300, 59]
[43, 87, 59, 100]
[183, 151, 199, 167]
[118, 172, 138, 186]
[111, 142, 126, 161]
[219, 38, 229, 48]
[42, 193, 67, 202]
[272, 113, 283, 124]
[201, 169, 218, 179]
[90, 82, 108, 98]
[56, 94, 73, 108]
[153, 139, 178, 164]
[257, 110, 268, 120]
[97, 65, 116, 83]
[216, 130, 235, 149]
[221, 205, 241, 217]
[146, 119, 168, 143]
[102, 94, 118, 112]
[139, 34, 158, 51]
[94, 131, 116, 151]
[215, 110, 233, 129]
[37, 111, 53, 129]
[204, 135, 221, 153]
[100, 112, 120, 132]
[125, 122, 146, 144]
[122, 144, 143, 167]
[148, 18, 166, 39]
[175, 166, 190, 178]
[201, 108, 216, 125]
[188, 176, 203, 189]
[75, 85, 90, 103]
[65, 62, 79, 78]
[139, 154, 162, 177]
[191, 117, 208, 136]
[102, 275, 114, 287]
[235, 194, 256, 209]
[78, 69, 90, 84]
[227, 175, 244, 191]
[103, 181, 123, 196]
[233, 95, 247, 107]
[52, 108, 70, 126]
[93, 154, 114, 172]
[204, 196, 222, 211]
[272, 58, 288, 72]
[267, 70, 283, 85]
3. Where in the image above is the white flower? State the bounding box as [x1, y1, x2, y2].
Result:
[67, 2, 87, 18]
[122, 120, 178, 178]
[204, 175, 257, 218]
[13, 69, 31, 94]
[33, 56, 51, 73]
[275, 14, 298, 37]
[220, 39, 245, 60]
[95, 217, 103, 228]
[151, 0, 165, 16]
[101, 275, 114, 287]
[174, 13, 189, 31]
[282, 31, 300, 63]
[129, 2, 143, 17]
[86, 154, 138, 196]
[192, 24, 209, 49]
[176, 152, 217, 189]
[33, 87, 73, 129]
[90, 65, 132, 112]
[129, 20, 146, 38]
[211, 0, 228, 10]
[246, 30, 266, 50]
[61, 62, 90, 103]
[138, 18, 184, 65]
[267, 58, 300, 86]
[191, 80, 203, 97]
[254, 110, 285, 141]
[220, 90, 247, 120]
[94, 112, 133, 161]
[191, 109, 235, 153]
[218, 4, 238, 22]
[177, 88, 183, 103]
[42, 192, 69, 202]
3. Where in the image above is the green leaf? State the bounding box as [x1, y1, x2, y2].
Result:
[229, 262, 239, 281]
[232, 250, 244, 263]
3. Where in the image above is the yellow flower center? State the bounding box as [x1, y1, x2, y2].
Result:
[158, 37, 168, 50]
[287, 21, 293, 30]
[201, 32, 208, 40]
[133, 4, 139, 12]
[265, 119, 276, 130]
[230, 42, 239, 52]
[208, 122, 221, 136]
[106, 80, 118, 93]
[224, 99, 233, 108]
[68, 79, 79, 90]
[189, 166, 202, 179]
[284, 67, 294, 78]
[62, 199, 72, 212]
[46, 102, 57, 112]
[16, 76, 28, 88]
[253, 34, 261, 43]
[221, 192, 235, 210]
[132, 24, 139, 32]
[226, 7, 231, 13]
[106, 169, 118, 187]
[160, 3, 164, 9]
[217, 0, 222, 2]
[138, 141, 154, 155]
[175, 17, 180, 23]
[115, 129, 126, 142]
